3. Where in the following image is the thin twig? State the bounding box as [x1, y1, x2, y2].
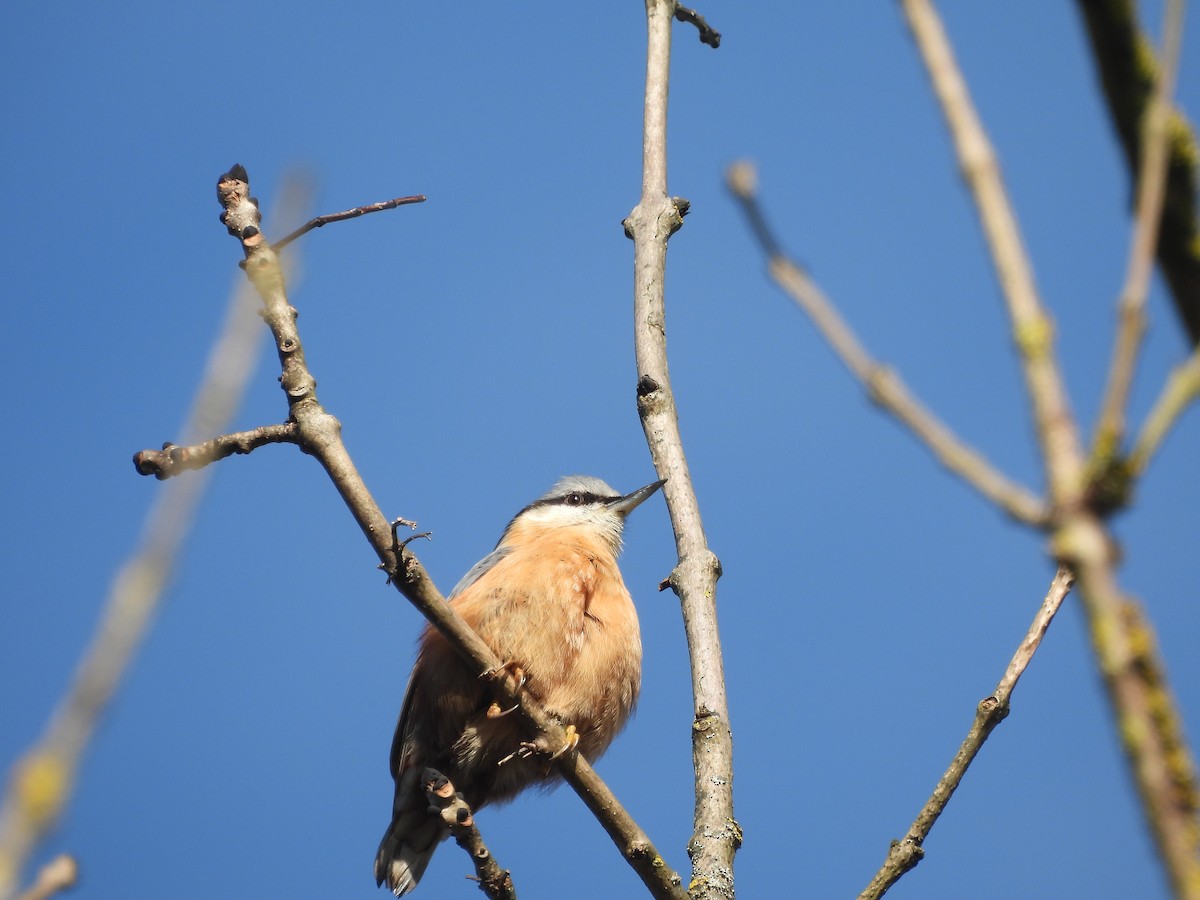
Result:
[0, 175, 302, 899]
[1093, 0, 1187, 462]
[673, 4, 721, 48]
[199, 166, 686, 900]
[859, 567, 1074, 899]
[726, 161, 1049, 526]
[422, 770, 516, 900]
[1129, 346, 1200, 475]
[625, 4, 735, 898]
[273, 194, 426, 250]
[133, 422, 299, 479]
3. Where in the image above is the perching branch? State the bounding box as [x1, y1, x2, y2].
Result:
[422, 770, 516, 900]
[1093, 0, 1186, 467]
[136, 166, 686, 900]
[859, 567, 1074, 899]
[624, 4, 735, 899]
[1076, 0, 1200, 345]
[726, 161, 1049, 527]
[0, 173, 291, 899]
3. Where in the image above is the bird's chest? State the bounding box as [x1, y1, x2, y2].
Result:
[465, 548, 633, 671]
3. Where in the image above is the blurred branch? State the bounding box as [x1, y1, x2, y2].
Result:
[624, 3, 736, 898]
[13, 855, 76, 900]
[422, 770, 515, 900]
[901, 0, 1086, 512]
[859, 567, 1074, 899]
[181, 166, 686, 900]
[0, 175, 295, 899]
[726, 161, 1048, 526]
[1076, 0, 1200, 345]
[1093, 0, 1186, 459]
[1129, 346, 1200, 475]
[903, 2, 1200, 894]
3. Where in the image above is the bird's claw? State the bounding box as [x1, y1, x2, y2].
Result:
[482, 662, 527, 717]
[496, 724, 579, 766]
[547, 724, 579, 761]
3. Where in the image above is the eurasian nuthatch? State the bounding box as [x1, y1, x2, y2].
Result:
[374, 475, 665, 895]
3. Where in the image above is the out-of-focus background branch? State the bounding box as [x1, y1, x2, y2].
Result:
[0, 178, 308, 897]
[1077, 0, 1200, 344]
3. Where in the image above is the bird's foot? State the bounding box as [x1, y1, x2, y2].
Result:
[496, 724, 579, 766]
[547, 724, 579, 761]
[482, 662, 527, 718]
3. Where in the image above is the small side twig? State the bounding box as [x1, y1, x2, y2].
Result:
[673, 4, 721, 48]
[859, 567, 1074, 900]
[726, 160, 1048, 526]
[1128, 346, 1200, 476]
[273, 194, 426, 250]
[423, 770, 516, 900]
[133, 422, 299, 479]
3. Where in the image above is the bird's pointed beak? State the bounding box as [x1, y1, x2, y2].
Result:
[607, 478, 667, 517]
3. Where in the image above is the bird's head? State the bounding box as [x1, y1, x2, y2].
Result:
[502, 475, 666, 553]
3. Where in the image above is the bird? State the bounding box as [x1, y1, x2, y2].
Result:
[374, 474, 665, 895]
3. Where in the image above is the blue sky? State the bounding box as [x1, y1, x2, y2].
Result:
[3, 3, 1199, 898]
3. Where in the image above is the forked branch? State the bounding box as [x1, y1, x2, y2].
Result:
[142, 166, 686, 900]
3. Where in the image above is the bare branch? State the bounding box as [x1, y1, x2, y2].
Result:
[727, 161, 1049, 526]
[0, 173, 296, 897]
[859, 567, 1074, 899]
[901, 0, 1087, 515]
[273, 194, 426, 250]
[673, 4, 721, 48]
[903, 3, 1200, 892]
[1093, 0, 1187, 462]
[1129, 346, 1200, 475]
[422, 770, 516, 900]
[1076, 0, 1200, 345]
[133, 423, 299, 479]
[210, 166, 687, 900]
[625, 3, 735, 897]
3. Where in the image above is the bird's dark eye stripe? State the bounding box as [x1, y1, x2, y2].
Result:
[558, 491, 605, 506]
[524, 491, 610, 511]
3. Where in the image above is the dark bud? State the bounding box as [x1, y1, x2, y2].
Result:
[637, 375, 660, 397]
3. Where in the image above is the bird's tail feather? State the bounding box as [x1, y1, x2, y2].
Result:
[374, 789, 447, 895]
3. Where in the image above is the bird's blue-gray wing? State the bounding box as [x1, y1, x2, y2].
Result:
[449, 545, 512, 599]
